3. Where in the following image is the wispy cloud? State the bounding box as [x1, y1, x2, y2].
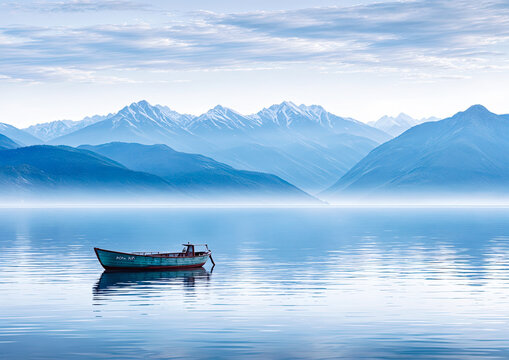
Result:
[1, 0, 509, 83]
[4, 0, 151, 12]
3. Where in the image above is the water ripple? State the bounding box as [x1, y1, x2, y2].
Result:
[1, 208, 509, 359]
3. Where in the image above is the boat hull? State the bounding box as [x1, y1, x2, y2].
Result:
[94, 248, 209, 271]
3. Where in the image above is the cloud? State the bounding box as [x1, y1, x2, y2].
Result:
[4, 0, 151, 12]
[209, 1, 509, 66]
[1, 0, 509, 83]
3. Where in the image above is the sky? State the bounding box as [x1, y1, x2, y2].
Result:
[1, 0, 509, 127]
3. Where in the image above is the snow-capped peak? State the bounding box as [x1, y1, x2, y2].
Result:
[268, 101, 301, 114]
[187, 105, 254, 131]
[112, 100, 190, 131]
[255, 101, 359, 129]
[369, 112, 438, 137]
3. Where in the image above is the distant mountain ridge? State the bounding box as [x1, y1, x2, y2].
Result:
[4, 102, 509, 202]
[189, 105, 253, 133]
[325, 105, 509, 197]
[48, 101, 197, 151]
[24, 114, 110, 141]
[369, 113, 439, 136]
[0, 122, 42, 146]
[43, 100, 390, 191]
[44, 99, 388, 144]
[254, 101, 386, 141]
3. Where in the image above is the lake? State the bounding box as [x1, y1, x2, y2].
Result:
[1, 207, 509, 359]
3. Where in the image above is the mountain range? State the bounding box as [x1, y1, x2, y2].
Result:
[2, 102, 509, 202]
[48, 101, 196, 149]
[22, 100, 389, 192]
[325, 105, 509, 198]
[24, 114, 110, 141]
[369, 113, 439, 137]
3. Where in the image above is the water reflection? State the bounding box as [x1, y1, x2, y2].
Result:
[93, 268, 211, 299]
[1, 208, 509, 359]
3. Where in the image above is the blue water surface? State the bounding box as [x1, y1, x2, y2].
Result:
[0, 207, 508, 359]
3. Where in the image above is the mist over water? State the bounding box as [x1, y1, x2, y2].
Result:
[1, 207, 509, 359]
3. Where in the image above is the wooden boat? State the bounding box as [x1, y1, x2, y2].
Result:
[94, 243, 214, 271]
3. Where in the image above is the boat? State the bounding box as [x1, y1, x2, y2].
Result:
[94, 243, 214, 271]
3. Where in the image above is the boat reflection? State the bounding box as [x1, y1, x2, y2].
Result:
[93, 268, 211, 299]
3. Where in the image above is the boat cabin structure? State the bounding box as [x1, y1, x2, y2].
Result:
[178, 243, 211, 257]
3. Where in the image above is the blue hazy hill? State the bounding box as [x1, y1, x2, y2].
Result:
[0, 134, 19, 150]
[210, 133, 377, 191]
[0, 145, 179, 195]
[325, 105, 509, 196]
[0, 123, 42, 146]
[79, 142, 314, 200]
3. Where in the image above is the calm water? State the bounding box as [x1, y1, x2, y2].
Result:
[1, 208, 509, 359]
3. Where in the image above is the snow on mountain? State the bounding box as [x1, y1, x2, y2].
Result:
[43, 101, 195, 145]
[369, 113, 439, 137]
[155, 105, 194, 127]
[257, 101, 334, 128]
[24, 114, 109, 142]
[188, 105, 255, 133]
[47, 100, 390, 191]
[189, 101, 390, 190]
[256, 101, 307, 127]
[110, 100, 184, 131]
[49, 100, 196, 148]
[26, 120, 75, 142]
[254, 101, 389, 143]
